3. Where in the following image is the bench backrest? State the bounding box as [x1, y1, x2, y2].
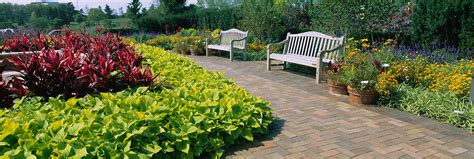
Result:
[283, 31, 344, 63]
[219, 29, 248, 49]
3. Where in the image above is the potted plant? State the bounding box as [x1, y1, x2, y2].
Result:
[189, 45, 199, 55]
[327, 61, 348, 95]
[341, 50, 380, 105]
[189, 39, 205, 56]
[175, 42, 190, 55]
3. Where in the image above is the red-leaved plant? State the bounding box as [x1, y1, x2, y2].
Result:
[4, 30, 157, 100]
[0, 65, 28, 107]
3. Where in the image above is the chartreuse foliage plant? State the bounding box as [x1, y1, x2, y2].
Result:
[384, 84, 473, 132]
[0, 44, 273, 158]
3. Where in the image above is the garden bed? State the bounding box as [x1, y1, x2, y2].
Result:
[0, 35, 273, 158]
[140, 29, 268, 61]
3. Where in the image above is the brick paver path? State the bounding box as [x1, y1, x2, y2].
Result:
[188, 56, 474, 158]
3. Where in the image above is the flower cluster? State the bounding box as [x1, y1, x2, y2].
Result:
[422, 60, 473, 96]
[1, 31, 157, 107]
[248, 43, 266, 52]
[375, 71, 398, 95]
[376, 57, 473, 97]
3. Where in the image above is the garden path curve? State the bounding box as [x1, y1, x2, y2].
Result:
[188, 56, 474, 159]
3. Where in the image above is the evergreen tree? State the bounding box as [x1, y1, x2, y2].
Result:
[104, 4, 114, 19]
[127, 0, 142, 21]
[159, 0, 186, 14]
[87, 8, 106, 25]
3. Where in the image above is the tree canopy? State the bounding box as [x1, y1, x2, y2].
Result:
[127, 0, 142, 21]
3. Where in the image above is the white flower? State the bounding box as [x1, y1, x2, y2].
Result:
[382, 64, 390, 67]
[361, 81, 369, 84]
[454, 110, 463, 114]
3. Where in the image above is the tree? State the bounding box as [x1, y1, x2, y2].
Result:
[104, 4, 115, 19]
[197, 0, 240, 9]
[74, 9, 86, 22]
[28, 11, 52, 31]
[238, 0, 285, 43]
[127, 0, 142, 21]
[141, 7, 148, 16]
[87, 8, 106, 25]
[159, 0, 186, 14]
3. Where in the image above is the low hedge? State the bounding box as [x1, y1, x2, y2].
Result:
[0, 44, 273, 158]
[381, 84, 473, 132]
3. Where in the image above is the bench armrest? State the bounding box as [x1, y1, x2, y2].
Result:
[319, 44, 344, 57]
[231, 37, 247, 44]
[267, 39, 288, 55]
[230, 37, 247, 49]
[267, 39, 288, 48]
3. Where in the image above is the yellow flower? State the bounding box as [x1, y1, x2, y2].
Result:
[376, 71, 399, 95]
[362, 43, 370, 48]
[361, 38, 369, 43]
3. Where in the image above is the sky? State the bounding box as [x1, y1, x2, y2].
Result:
[0, 0, 198, 11]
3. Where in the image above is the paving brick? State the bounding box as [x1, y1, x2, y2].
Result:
[318, 149, 340, 157]
[448, 147, 468, 155]
[287, 146, 307, 153]
[186, 56, 474, 158]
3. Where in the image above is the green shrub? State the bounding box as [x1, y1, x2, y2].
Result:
[138, 8, 198, 33]
[411, 0, 474, 49]
[196, 8, 236, 31]
[178, 28, 198, 36]
[310, 0, 406, 39]
[145, 35, 205, 51]
[381, 84, 473, 132]
[0, 44, 273, 158]
[130, 33, 157, 43]
[237, 0, 285, 43]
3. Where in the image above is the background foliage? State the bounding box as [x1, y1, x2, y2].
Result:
[0, 3, 78, 31]
[411, 0, 474, 49]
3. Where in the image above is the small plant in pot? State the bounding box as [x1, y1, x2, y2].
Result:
[342, 54, 380, 105]
[189, 39, 205, 56]
[189, 45, 199, 56]
[327, 61, 348, 95]
[175, 42, 190, 55]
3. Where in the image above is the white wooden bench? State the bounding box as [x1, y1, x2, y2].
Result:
[206, 28, 248, 62]
[267, 31, 344, 83]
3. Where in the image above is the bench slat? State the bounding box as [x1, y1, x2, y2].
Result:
[295, 37, 301, 55]
[305, 37, 311, 57]
[311, 37, 320, 57]
[301, 37, 307, 56]
[307, 37, 314, 57]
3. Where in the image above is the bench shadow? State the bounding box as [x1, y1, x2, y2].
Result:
[222, 118, 286, 157]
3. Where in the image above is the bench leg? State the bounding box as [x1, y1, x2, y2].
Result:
[267, 58, 271, 71]
[206, 47, 209, 56]
[229, 49, 233, 62]
[283, 62, 287, 69]
[244, 49, 248, 61]
[316, 62, 322, 84]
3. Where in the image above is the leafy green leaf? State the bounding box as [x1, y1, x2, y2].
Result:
[242, 129, 254, 141]
[176, 141, 190, 154]
[72, 147, 88, 158]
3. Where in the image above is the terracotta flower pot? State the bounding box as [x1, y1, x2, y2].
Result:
[190, 48, 198, 56]
[347, 86, 379, 105]
[328, 79, 349, 95]
[190, 46, 203, 56]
